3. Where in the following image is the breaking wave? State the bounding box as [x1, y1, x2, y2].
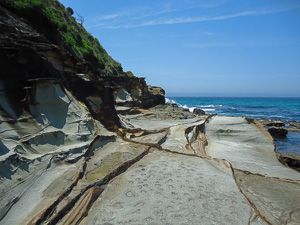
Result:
[166, 97, 300, 122]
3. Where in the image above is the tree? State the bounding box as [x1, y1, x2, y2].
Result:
[75, 12, 84, 25]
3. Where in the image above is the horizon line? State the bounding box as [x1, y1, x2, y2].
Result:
[167, 96, 300, 98]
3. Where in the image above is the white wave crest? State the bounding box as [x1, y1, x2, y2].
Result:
[198, 104, 222, 108]
[179, 104, 195, 113]
[165, 98, 216, 113]
[165, 98, 178, 105]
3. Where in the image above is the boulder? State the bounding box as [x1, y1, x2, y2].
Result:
[268, 127, 288, 138]
[141, 85, 165, 108]
[193, 108, 206, 115]
[259, 120, 289, 138]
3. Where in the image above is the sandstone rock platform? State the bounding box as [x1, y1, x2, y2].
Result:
[1, 97, 299, 225]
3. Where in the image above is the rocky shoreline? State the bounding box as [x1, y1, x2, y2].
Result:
[259, 119, 300, 136]
[1, 1, 300, 224]
[258, 119, 300, 171]
[2, 97, 300, 224]
[166, 102, 300, 172]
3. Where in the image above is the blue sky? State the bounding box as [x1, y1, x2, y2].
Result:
[60, 0, 300, 97]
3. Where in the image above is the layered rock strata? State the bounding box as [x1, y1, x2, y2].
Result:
[1, 1, 299, 225]
[1, 96, 300, 224]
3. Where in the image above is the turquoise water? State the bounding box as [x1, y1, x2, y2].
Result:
[167, 97, 300, 156]
[167, 97, 300, 122]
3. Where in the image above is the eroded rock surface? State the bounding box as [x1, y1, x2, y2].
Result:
[1, 97, 300, 225]
[206, 116, 300, 180]
[1, 1, 299, 224]
[81, 151, 252, 225]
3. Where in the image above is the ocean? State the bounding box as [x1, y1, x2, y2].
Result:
[167, 97, 300, 122]
[167, 97, 300, 156]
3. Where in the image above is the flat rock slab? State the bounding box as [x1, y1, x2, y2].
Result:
[43, 137, 150, 225]
[130, 130, 168, 145]
[120, 114, 202, 131]
[0, 162, 80, 225]
[206, 116, 300, 180]
[235, 170, 300, 225]
[84, 137, 149, 184]
[81, 151, 254, 225]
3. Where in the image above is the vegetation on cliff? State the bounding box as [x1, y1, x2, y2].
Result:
[2, 0, 126, 76]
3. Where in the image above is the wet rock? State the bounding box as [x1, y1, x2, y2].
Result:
[258, 120, 288, 138]
[277, 153, 300, 172]
[268, 127, 288, 138]
[262, 120, 285, 127]
[288, 121, 300, 131]
[193, 108, 206, 115]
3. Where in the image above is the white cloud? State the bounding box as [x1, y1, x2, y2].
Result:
[110, 7, 298, 29]
[95, 13, 122, 21]
[89, 3, 300, 30]
[88, 0, 229, 29]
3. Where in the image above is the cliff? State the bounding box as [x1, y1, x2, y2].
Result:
[0, 0, 165, 129]
[1, 0, 123, 77]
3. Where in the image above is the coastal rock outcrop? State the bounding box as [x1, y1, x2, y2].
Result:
[142, 85, 166, 108]
[268, 126, 288, 138]
[0, 2, 164, 223]
[112, 78, 165, 109]
[289, 121, 300, 131]
[1, 1, 299, 225]
[277, 153, 300, 172]
[260, 120, 285, 127]
[259, 120, 288, 138]
[0, 1, 165, 129]
[193, 108, 206, 115]
[259, 119, 299, 171]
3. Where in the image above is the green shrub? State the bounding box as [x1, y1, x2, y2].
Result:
[3, 0, 126, 76]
